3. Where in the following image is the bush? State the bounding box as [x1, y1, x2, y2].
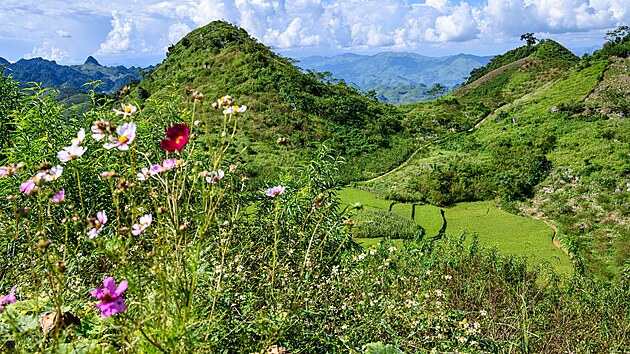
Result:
[348, 210, 424, 239]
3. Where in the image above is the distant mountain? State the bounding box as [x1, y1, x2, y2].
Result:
[0, 56, 151, 93]
[297, 52, 492, 104]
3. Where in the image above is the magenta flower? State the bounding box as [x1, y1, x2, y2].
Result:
[51, 189, 65, 204]
[88, 211, 107, 239]
[160, 124, 190, 151]
[103, 122, 136, 151]
[265, 186, 286, 197]
[132, 214, 152, 236]
[0, 285, 17, 313]
[90, 277, 127, 318]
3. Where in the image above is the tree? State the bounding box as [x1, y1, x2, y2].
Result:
[520, 33, 538, 46]
[427, 83, 447, 99]
[605, 26, 630, 44]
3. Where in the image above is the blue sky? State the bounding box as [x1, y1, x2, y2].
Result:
[0, 0, 628, 67]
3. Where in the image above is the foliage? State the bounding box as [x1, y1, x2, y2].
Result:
[347, 210, 424, 239]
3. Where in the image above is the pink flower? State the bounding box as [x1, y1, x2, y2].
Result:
[103, 122, 136, 151]
[132, 214, 152, 236]
[149, 164, 165, 175]
[136, 167, 150, 181]
[161, 158, 181, 171]
[20, 172, 48, 195]
[0, 163, 23, 178]
[265, 186, 286, 197]
[90, 277, 127, 318]
[88, 211, 107, 239]
[0, 285, 17, 313]
[206, 169, 224, 184]
[51, 190, 65, 204]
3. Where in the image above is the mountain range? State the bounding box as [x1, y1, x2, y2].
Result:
[297, 52, 492, 104]
[0, 55, 149, 94]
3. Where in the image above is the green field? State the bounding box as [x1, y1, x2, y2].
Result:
[339, 187, 573, 275]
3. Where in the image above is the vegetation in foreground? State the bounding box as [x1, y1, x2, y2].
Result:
[0, 72, 628, 353]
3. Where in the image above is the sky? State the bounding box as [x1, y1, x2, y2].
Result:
[0, 0, 628, 67]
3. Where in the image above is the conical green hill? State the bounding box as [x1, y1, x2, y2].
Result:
[135, 21, 411, 182]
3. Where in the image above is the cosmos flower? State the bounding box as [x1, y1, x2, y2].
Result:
[87, 211, 107, 239]
[265, 186, 286, 197]
[57, 144, 87, 162]
[90, 277, 127, 318]
[50, 190, 65, 204]
[160, 124, 189, 151]
[113, 103, 137, 117]
[132, 214, 152, 236]
[0, 163, 24, 178]
[0, 286, 17, 313]
[91, 119, 114, 141]
[206, 169, 224, 184]
[103, 122, 136, 151]
[222, 105, 247, 115]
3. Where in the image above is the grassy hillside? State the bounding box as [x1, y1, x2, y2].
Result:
[364, 34, 630, 278]
[133, 21, 414, 184]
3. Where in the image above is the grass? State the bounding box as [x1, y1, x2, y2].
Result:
[339, 187, 573, 275]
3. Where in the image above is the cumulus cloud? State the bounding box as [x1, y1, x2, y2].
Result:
[2, 0, 630, 65]
[25, 41, 71, 62]
[96, 12, 134, 55]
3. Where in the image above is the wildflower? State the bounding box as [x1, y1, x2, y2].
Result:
[0, 286, 17, 313]
[206, 169, 224, 184]
[90, 277, 127, 318]
[91, 119, 115, 141]
[444, 275, 452, 280]
[20, 174, 43, 195]
[51, 190, 65, 204]
[136, 168, 150, 181]
[388, 246, 397, 253]
[44, 165, 63, 182]
[265, 186, 286, 197]
[160, 124, 190, 151]
[480, 310, 488, 317]
[229, 164, 237, 173]
[87, 211, 107, 239]
[132, 214, 152, 236]
[100, 171, 119, 179]
[70, 128, 86, 146]
[0, 163, 24, 178]
[341, 324, 348, 330]
[212, 95, 233, 108]
[193, 91, 203, 102]
[113, 103, 137, 117]
[57, 144, 87, 162]
[161, 158, 182, 171]
[103, 122, 136, 151]
[223, 105, 247, 115]
[149, 164, 165, 175]
[278, 137, 287, 145]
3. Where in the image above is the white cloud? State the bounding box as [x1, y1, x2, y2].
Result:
[56, 29, 72, 38]
[25, 41, 71, 62]
[1, 0, 630, 65]
[96, 12, 134, 55]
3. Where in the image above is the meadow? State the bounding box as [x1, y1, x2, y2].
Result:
[339, 187, 573, 275]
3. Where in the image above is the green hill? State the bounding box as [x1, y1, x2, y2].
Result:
[133, 21, 414, 183]
[362, 34, 630, 278]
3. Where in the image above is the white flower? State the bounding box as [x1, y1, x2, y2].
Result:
[103, 122, 136, 151]
[57, 144, 87, 162]
[113, 103, 137, 117]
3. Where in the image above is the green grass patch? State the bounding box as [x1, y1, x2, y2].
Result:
[340, 187, 573, 275]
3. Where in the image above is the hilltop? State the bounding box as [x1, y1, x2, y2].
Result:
[132, 21, 414, 183]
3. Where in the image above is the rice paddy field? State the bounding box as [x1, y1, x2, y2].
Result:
[339, 187, 573, 275]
